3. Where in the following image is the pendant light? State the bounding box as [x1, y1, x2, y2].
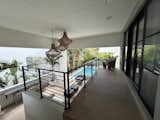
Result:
[46, 38, 60, 57]
[58, 31, 72, 51]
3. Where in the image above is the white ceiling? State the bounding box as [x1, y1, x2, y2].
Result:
[0, 0, 141, 38]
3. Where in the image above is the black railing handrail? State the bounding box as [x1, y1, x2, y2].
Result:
[33, 68, 70, 109]
[36, 68, 68, 74]
[22, 63, 37, 68]
[38, 69, 43, 99]
[68, 58, 98, 73]
[0, 65, 19, 71]
[22, 58, 99, 110]
[22, 66, 27, 91]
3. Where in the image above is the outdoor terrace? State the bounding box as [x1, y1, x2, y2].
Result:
[64, 69, 144, 120]
[1, 67, 144, 120]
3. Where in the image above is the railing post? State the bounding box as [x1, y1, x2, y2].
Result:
[22, 66, 27, 91]
[67, 71, 71, 108]
[91, 62, 93, 76]
[83, 64, 86, 87]
[96, 59, 97, 68]
[38, 69, 43, 99]
[98, 58, 99, 68]
[63, 72, 67, 110]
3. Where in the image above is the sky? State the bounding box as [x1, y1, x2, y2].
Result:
[98, 47, 120, 56]
[0, 47, 47, 64]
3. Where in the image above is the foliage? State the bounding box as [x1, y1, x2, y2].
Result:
[0, 72, 10, 86]
[67, 49, 75, 70]
[0, 77, 6, 87]
[83, 48, 98, 62]
[9, 60, 19, 84]
[143, 45, 160, 71]
[0, 62, 9, 70]
[45, 54, 62, 80]
[45, 54, 62, 68]
[98, 52, 114, 61]
[67, 48, 98, 71]
[4, 72, 10, 85]
[143, 45, 156, 64]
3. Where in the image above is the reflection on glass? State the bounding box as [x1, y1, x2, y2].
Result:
[140, 33, 160, 115]
[154, 41, 160, 73]
[124, 32, 128, 71]
[140, 69, 158, 115]
[143, 45, 156, 70]
[138, 18, 144, 41]
[124, 46, 128, 71]
[135, 42, 143, 86]
[131, 26, 137, 79]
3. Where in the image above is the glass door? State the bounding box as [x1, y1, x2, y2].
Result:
[134, 18, 145, 89]
[131, 25, 137, 81]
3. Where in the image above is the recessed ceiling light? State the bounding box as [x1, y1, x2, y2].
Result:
[106, 16, 112, 20]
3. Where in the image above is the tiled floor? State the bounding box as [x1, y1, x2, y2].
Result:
[0, 103, 25, 120]
[64, 69, 144, 120]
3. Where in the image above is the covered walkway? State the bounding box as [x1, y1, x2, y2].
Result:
[64, 69, 144, 120]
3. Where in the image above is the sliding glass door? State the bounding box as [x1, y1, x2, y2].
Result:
[139, 0, 160, 115]
[122, 0, 160, 116]
[130, 25, 137, 81]
[134, 18, 145, 89]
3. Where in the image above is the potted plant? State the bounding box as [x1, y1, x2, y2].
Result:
[45, 54, 62, 81]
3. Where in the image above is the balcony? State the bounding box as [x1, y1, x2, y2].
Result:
[1, 67, 144, 120]
[63, 69, 144, 120]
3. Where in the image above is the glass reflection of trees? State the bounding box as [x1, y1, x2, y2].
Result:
[143, 36, 160, 74]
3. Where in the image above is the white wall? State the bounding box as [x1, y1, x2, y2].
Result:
[0, 26, 123, 49]
[23, 91, 64, 120]
[0, 93, 22, 110]
[56, 51, 68, 72]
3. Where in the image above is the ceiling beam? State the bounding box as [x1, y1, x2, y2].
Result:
[0, 26, 123, 49]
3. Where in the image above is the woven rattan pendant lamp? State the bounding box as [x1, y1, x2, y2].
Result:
[57, 31, 72, 51]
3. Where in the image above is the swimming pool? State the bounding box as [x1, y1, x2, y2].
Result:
[70, 66, 96, 78]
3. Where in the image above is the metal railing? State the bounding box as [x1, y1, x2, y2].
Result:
[22, 58, 99, 110]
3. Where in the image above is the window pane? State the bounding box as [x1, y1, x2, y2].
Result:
[140, 69, 158, 115]
[138, 18, 144, 41]
[124, 32, 128, 71]
[146, 0, 160, 36]
[154, 34, 160, 74]
[143, 39, 156, 70]
[140, 33, 160, 115]
[135, 41, 143, 86]
[130, 25, 137, 80]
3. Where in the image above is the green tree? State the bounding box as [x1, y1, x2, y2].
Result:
[98, 52, 114, 62]
[0, 62, 9, 70]
[4, 72, 10, 85]
[67, 49, 74, 70]
[0, 75, 8, 87]
[45, 54, 62, 81]
[83, 48, 98, 62]
[9, 60, 19, 84]
[143, 45, 156, 66]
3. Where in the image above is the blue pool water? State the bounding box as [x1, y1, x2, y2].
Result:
[70, 67, 96, 78]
